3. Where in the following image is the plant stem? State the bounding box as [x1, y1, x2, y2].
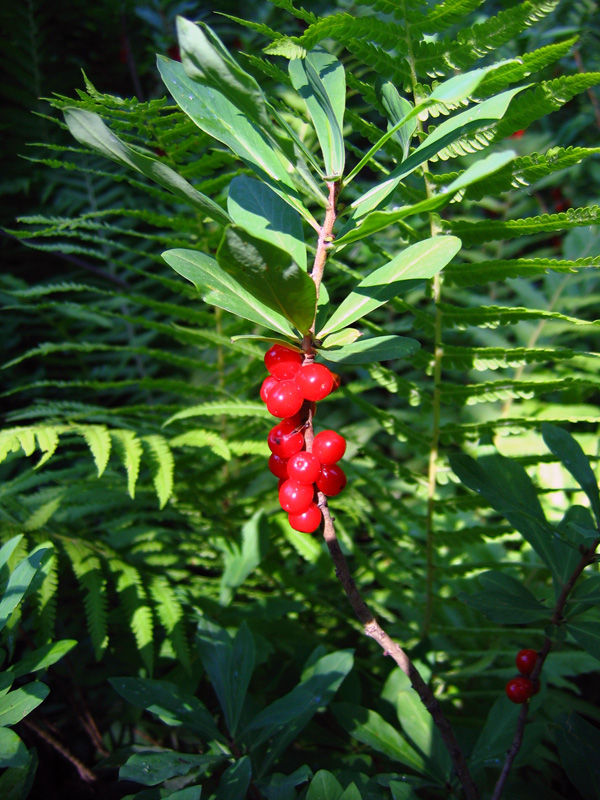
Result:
[491, 536, 600, 800]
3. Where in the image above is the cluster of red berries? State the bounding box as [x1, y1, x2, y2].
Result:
[505, 649, 540, 704]
[261, 344, 347, 534]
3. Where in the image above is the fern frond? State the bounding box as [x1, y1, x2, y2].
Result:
[34, 551, 58, 643]
[439, 301, 599, 330]
[445, 256, 600, 286]
[438, 345, 577, 370]
[164, 401, 273, 426]
[110, 430, 143, 499]
[149, 576, 190, 673]
[268, 0, 319, 24]
[110, 559, 154, 673]
[170, 430, 232, 461]
[440, 377, 598, 406]
[141, 435, 174, 509]
[77, 425, 112, 477]
[63, 539, 108, 660]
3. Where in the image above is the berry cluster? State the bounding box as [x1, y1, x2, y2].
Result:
[505, 649, 540, 704]
[261, 344, 346, 534]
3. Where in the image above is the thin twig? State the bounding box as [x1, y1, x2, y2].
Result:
[21, 718, 97, 783]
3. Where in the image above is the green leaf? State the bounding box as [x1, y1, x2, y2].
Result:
[469, 694, 521, 779]
[256, 765, 313, 800]
[220, 510, 270, 606]
[0, 729, 29, 769]
[318, 237, 461, 336]
[289, 49, 345, 178]
[63, 108, 230, 227]
[568, 622, 600, 663]
[389, 784, 420, 800]
[320, 329, 362, 348]
[0, 751, 37, 800]
[121, 750, 222, 786]
[109, 678, 225, 743]
[331, 702, 426, 774]
[164, 401, 272, 427]
[542, 424, 600, 529]
[217, 226, 316, 334]
[0, 537, 23, 574]
[195, 617, 255, 737]
[9, 640, 77, 679]
[142, 435, 174, 509]
[162, 248, 295, 337]
[320, 335, 420, 365]
[555, 712, 600, 800]
[216, 757, 252, 800]
[0, 682, 49, 727]
[459, 571, 548, 624]
[339, 784, 362, 800]
[0, 546, 53, 632]
[228, 176, 306, 271]
[376, 78, 416, 160]
[306, 770, 343, 800]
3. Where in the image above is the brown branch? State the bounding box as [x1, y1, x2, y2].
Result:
[491, 537, 600, 800]
[21, 718, 97, 783]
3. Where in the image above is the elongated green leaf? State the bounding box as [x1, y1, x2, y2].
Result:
[0, 729, 29, 769]
[162, 248, 295, 337]
[109, 678, 225, 743]
[376, 78, 415, 160]
[220, 511, 270, 605]
[157, 57, 315, 226]
[195, 617, 255, 737]
[319, 237, 461, 336]
[306, 770, 343, 800]
[63, 108, 230, 226]
[0, 682, 49, 727]
[121, 750, 223, 786]
[320, 335, 420, 365]
[542, 424, 600, 528]
[331, 702, 426, 774]
[555, 712, 600, 800]
[0, 546, 53, 632]
[217, 226, 316, 333]
[568, 622, 600, 663]
[228, 176, 306, 270]
[469, 695, 521, 779]
[9, 640, 77, 679]
[289, 49, 345, 178]
[459, 571, 549, 623]
[216, 757, 252, 800]
[0, 537, 23, 573]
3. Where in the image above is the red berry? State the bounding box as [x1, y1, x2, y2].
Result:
[288, 503, 322, 533]
[267, 418, 304, 458]
[268, 453, 289, 479]
[331, 372, 341, 392]
[312, 430, 346, 465]
[264, 344, 302, 380]
[316, 463, 346, 496]
[279, 479, 314, 514]
[260, 375, 279, 404]
[266, 380, 304, 418]
[505, 677, 534, 704]
[295, 363, 334, 401]
[287, 451, 321, 484]
[516, 649, 538, 677]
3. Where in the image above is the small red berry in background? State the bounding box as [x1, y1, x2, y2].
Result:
[287, 451, 321, 484]
[515, 649, 538, 676]
[267, 418, 304, 458]
[268, 453, 289, 480]
[295, 363, 334, 401]
[260, 375, 279, 404]
[266, 379, 304, 418]
[316, 463, 347, 496]
[279, 479, 314, 514]
[264, 344, 302, 380]
[505, 676, 534, 704]
[288, 503, 322, 533]
[313, 430, 346, 465]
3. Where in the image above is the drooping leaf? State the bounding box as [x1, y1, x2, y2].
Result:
[217, 226, 316, 334]
[320, 335, 420, 365]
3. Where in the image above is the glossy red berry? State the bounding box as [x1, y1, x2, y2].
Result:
[264, 344, 302, 380]
[316, 463, 347, 496]
[505, 676, 534, 704]
[268, 453, 289, 480]
[287, 451, 321, 484]
[260, 375, 279, 404]
[266, 380, 304, 418]
[288, 503, 322, 533]
[295, 363, 334, 402]
[279, 479, 314, 514]
[267, 417, 304, 458]
[516, 649, 538, 677]
[312, 430, 346, 465]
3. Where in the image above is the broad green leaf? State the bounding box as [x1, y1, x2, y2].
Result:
[157, 57, 316, 227]
[0, 751, 37, 800]
[0, 537, 23, 574]
[289, 49, 345, 178]
[542, 423, 600, 527]
[162, 248, 295, 337]
[217, 226, 316, 334]
[63, 108, 230, 227]
[390, 784, 420, 800]
[376, 78, 415, 160]
[331, 702, 426, 774]
[469, 694, 521, 778]
[459, 571, 548, 624]
[256, 765, 313, 800]
[320, 335, 420, 365]
[228, 176, 306, 270]
[450, 453, 578, 584]
[339, 785, 362, 800]
[0, 682, 49, 727]
[109, 678, 225, 743]
[320, 329, 362, 348]
[0, 728, 28, 768]
[195, 616, 255, 737]
[9, 640, 77, 679]
[306, 770, 343, 800]
[350, 85, 525, 219]
[555, 712, 600, 800]
[216, 756, 252, 800]
[220, 510, 270, 606]
[318, 237, 461, 336]
[0, 546, 53, 632]
[568, 621, 600, 663]
[121, 750, 222, 786]
[168, 789, 202, 800]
